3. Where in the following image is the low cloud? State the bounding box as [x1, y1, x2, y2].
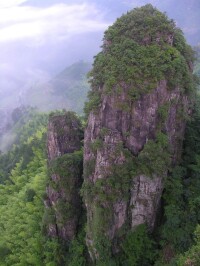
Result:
[0, 2, 109, 44]
[0, 0, 28, 8]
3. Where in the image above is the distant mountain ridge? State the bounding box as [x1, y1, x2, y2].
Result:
[25, 61, 91, 114]
[0, 61, 91, 151]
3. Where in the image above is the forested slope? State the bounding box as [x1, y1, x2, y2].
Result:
[0, 112, 48, 265]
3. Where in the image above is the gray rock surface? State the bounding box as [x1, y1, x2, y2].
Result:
[45, 113, 83, 241]
[84, 80, 189, 257]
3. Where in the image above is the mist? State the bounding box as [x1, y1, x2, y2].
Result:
[0, 0, 199, 109]
[0, 0, 199, 151]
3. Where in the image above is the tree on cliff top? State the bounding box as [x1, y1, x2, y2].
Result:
[85, 4, 195, 116]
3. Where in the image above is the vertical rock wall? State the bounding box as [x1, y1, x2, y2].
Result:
[83, 82, 189, 258]
[82, 5, 194, 260]
[44, 112, 83, 242]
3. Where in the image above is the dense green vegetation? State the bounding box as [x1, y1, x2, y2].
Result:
[0, 112, 48, 265]
[122, 224, 156, 266]
[0, 109, 48, 183]
[157, 94, 200, 265]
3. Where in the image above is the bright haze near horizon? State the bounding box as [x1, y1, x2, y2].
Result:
[0, 0, 200, 110]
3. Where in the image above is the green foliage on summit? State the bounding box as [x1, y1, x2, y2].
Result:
[85, 4, 195, 115]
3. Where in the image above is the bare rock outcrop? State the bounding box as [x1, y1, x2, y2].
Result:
[84, 81, 189, 259]
[44, 112, 83, 242]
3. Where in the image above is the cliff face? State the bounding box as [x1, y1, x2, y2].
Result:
[44, 112, 83, 242]
[47, 114, 82, 160]
[83, 5, 194, 260]
[84, 80, 189, 258]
